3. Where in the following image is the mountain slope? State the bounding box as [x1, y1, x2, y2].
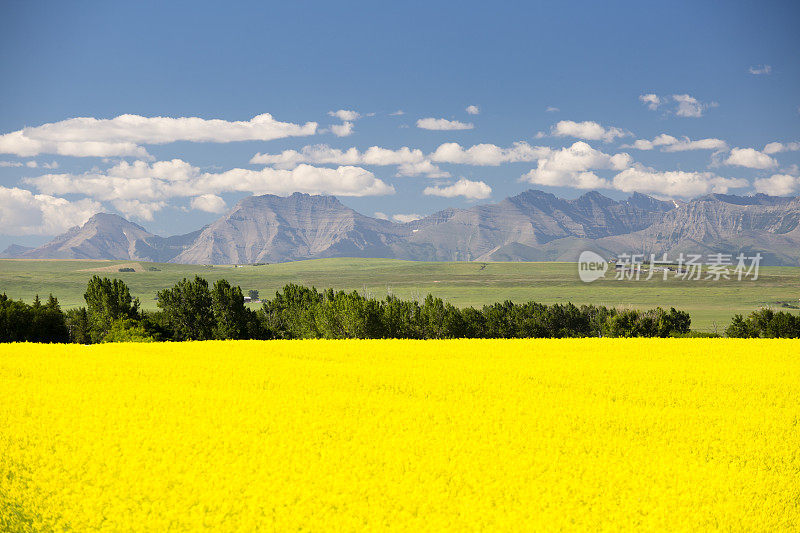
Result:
[171, 193, 410, 264]
[595, 193, 800, 264]
[4, 190, 800, 265]
[393, 190, 676, 261]
[8, 213, 201, 262]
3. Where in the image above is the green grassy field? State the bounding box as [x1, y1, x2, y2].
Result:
[1, 258, 798, 333]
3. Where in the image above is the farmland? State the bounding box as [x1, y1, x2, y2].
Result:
[1, 258, 799, 332]
[1, 339, 798, 530]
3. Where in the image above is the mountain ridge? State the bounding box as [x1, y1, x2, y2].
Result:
[4, 189, 800, 265]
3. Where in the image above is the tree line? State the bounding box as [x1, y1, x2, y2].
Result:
[0, 275, 796, 343]
[725, 308, 800, 338]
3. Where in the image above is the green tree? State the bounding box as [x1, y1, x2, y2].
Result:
[84, 276, 140, 342]
[65, 307, 91, 344]
[259, 284, 322, 339]
[156, 276, 214, 340]
[211, 279, 249, 339]
[0, 293, 33, 342]
[382, 295, 421, 339]
[30, 294, 69, 343]
[102, 318, 156, 342]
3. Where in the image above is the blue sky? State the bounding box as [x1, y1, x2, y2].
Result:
[1, 0, 798, 248]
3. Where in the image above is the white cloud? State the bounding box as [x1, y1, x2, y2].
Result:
[252, 141, 551, 176]
[190, 194, 227, 213]
[423, 178, 492, 199]
[545, 106, 560, 113]
[250, 144, 447, 177]
[197, 164, 395, 197]
[431, 142, 551, 165]
[24, 160, 394, 219]
[749, 65, 772, 75]
[521, 141, 630, 189]
[373, 211, 389, 220]
[0, 113, 317, 158]
[640, 94, 716, 117]
[0, 131, 150, 158]
[662, 138, 727, 152]
[389, 110, 405, 116]
[753, 174, 800, 196]
[330, 121, 354, 137]
[612, 165, 748, 197]
[672, 94, 715, 118]
[0, 186, 101, 235]
[639, 94, 662, 110]
[416, 118, 474, 131]
[327, 109, 361, 122]
[465, 105, 480, 115]
[623, 134, 727, 152]
[392, 213, 424, 223]
[0, 161, 23, 167]
[763, 142, 800, 154]
[724, 148, 778, 169]
[551, 120, 628, 143]
[111, 200, 167, 221]
[396, 160, 450, 178]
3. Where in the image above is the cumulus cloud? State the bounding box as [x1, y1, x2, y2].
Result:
[250, 144, 447, 177]
[392, 213, 424, 223]
[396, 160, 450, 178]
[0, 113, 317, 158]
[639, 94, 662, 110]
[640, 94, 716, 117]
[724, 148, 778, 169]
[328, 109, 361, 122]
[753, 174, 800, 196]
[111, 200, 168, 221]
[612, 165, 748, 197]
[763, 142, 800, 154]
[373, 211, 389, 220]
[0, 186, 101, 235]
[24, 160, 394, 219]
[545, 106, 560, 113]
[551, 120, 628, 143]
[749, 65, 772, 75]
[389, 110, 405, 116]
[252, 141, 552, 176]
[430, 142, 551, 166]
[672, 94, 716, 118]
[522, 141, 631, 189]
[330, 121, 355, 137]
[190, 194, 227, 213]
[465, 105, 480, 115]
[416, 118, 474, 131]
[623, 134, 727, 152]
[430, 142, 551, 165]
[1, 159, 60, 169]
[423, 178, 492, 199]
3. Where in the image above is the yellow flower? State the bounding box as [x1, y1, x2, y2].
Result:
[0, 339, 798, 530]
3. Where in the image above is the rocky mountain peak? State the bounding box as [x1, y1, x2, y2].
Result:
[4, 190, 800, 265]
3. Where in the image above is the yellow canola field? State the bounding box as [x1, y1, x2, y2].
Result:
[1, 339, 799, 531]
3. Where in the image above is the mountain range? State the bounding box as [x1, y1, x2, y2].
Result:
[4, 190, 800, 265]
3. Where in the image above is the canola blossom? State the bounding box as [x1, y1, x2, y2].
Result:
[1, 339, 798, 530]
